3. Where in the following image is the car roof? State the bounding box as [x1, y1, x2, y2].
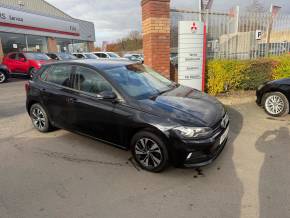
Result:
[46, 59, 134, 71]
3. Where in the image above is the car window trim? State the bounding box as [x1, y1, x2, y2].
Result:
[72, 65, 125, 102]
[39, 64, 75, 89]
[39, 64, 125, 103]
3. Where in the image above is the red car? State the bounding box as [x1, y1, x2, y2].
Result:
[2, 52, 51, 76]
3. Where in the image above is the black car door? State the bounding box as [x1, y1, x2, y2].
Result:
[39, 64, 76, 129]
[69, 65, 120, 144]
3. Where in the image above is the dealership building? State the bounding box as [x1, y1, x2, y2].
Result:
[0, 0, 95, 60]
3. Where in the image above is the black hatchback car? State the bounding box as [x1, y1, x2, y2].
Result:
[26, 60, 229, 172]
[256, 78, 290, 117]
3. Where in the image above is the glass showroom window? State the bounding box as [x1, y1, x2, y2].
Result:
[56, 38, 73, 53]
[0, 32, 26, 54]
[26, 35, 48, 52]
[71, 40, 88, 53]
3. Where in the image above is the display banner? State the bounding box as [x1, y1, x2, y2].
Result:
[0, 7, 80, 37]
[178, 21, 206, 91]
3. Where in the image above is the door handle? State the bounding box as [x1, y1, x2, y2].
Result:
[66, 97, 77, 104]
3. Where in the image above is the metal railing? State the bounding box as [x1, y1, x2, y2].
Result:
[171, 9, 290, 60]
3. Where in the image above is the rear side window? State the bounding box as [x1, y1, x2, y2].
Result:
[9, 53, 17, 60]
[74, 66, 112, 95]
[47, 54, 58, 60]
[41, 65, 73, 88]
[74, 54, 84, 59]
[95, 53, 107, 58]
[18, 53, 26, 61]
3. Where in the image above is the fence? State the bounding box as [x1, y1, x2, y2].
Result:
[171, 8, 290, 60]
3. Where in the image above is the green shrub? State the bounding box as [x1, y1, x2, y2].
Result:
[206, 60, 246, 95]
[271, 55, 290, 79]
[206, 54, 290, 95]
[238, 59, 273, 90]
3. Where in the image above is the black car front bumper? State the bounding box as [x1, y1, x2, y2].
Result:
[169, 123, 229, 168]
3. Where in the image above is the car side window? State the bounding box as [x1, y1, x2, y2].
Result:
[75, 54, 84, 59]
[41, 65, 73, 88]
[74, 66, 113, 95]
[47, 54, 58, 60]
[9, 53, 17, 60]
[18, 53, 26, 61]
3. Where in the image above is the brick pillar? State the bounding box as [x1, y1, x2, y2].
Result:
[142, 0, 170, 78]
[0, 38, 4, 63]
[87, 41, 95, 52]
[47, 37, 58, 52]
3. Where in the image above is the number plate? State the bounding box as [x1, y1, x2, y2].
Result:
[220, 126, 229, 145]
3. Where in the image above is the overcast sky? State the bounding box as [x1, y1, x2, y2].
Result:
[46, 0, 290, 45]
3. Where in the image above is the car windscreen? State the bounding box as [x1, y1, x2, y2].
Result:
[25, 53, 50, 60]
[104, 64, 173, 100]
[59, 53, 77, 60]
[107, 53, 120, 58]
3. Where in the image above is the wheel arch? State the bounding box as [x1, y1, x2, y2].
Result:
[262, 88, 290, 105]
[126, 124, 170, 150]
[0, 69, 9, 81]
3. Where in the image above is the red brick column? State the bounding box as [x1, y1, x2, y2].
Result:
[142, 0, 171, 78]
[87, 41, 95, 52]
[47, 37, 58, 52]
[0, 38, 4, 62]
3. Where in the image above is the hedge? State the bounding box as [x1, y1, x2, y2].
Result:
[206, 54, 290, 95]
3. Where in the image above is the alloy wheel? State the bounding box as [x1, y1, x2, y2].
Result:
[31, 107, 46, 130]
[0, 72, 6, 83]
[265, 95, 285, 115]
[135, 138, 163, 169]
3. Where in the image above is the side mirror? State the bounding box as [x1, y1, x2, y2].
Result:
[19, 58, 26, 62]
[98, 91, 117, 100]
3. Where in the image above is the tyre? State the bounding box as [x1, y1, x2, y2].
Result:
[131, 131, 169, 172]
[30, 103, 51, 132]
[263, 92, 289, 117]
[0, 71, 7, 84]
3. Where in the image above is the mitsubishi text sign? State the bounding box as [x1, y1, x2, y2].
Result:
[178, 21, 206, 91]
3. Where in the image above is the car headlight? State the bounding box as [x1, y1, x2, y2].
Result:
[172, 126, 213, 139]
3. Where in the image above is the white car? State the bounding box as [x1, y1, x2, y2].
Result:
[73, 53, 99, 59]
[124, 54, 144, 63]
[93, 52, 121, 59]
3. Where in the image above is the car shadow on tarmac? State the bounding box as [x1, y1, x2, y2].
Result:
[155, 106, 245, 217]
[256, 126, 290, 218]
[6, 106, 245, 218]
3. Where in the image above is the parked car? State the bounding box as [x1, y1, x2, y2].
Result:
[46, 52, 77, 61]
[0, 64, 10, 84]
[2, 52, 51, 76]
[26, 60, 229, 172]
[93, 52, 121, 59]
[256, 78, 290, 117]
[124, 54, 144, 63]
[73, 53, 99, 60]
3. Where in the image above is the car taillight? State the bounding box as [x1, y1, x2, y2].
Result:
[25, 82, 30, 93]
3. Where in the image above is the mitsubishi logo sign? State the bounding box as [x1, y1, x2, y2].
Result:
[191, 22, 198, 32]
[178, 21, 206, 91]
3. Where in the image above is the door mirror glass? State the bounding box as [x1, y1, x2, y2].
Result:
[98, 91, 117, 100]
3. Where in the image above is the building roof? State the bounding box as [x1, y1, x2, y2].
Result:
[0, 0, 71, 19]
